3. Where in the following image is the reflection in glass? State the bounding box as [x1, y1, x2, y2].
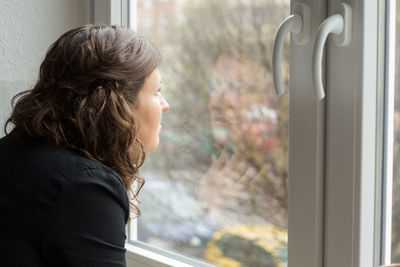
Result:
[134, 1, 290, 266]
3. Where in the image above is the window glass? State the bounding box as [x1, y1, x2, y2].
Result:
[391, 1, 400, 263]
[132, 0, 290, 266]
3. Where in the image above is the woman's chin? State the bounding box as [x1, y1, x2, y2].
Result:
[143, 140, 160, 153]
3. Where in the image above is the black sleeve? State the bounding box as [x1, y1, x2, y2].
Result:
[40, 169, 129, 267]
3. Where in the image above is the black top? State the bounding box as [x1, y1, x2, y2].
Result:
[0, 131, 129, 267]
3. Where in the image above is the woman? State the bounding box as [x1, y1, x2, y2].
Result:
[0, 25, 169, 266]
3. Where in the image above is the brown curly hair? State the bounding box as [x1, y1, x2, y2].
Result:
[4, 25, 161, 217]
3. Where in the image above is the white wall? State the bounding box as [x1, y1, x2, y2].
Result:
[0, 0, 87, 136]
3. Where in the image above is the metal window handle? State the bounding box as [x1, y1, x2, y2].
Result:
[312, 3, 352, 101]
[273, 3, 310, 96]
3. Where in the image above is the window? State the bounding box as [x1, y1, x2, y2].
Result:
[392, 3, 400, 262]
[130, 0, 290, 266]
[121, 0, 388, 266]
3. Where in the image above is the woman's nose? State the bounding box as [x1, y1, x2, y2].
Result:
[161, 97, 169, 112]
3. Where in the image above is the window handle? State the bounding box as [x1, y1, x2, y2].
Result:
[272, 3, 310, 96]
[312, 3, 352, 101]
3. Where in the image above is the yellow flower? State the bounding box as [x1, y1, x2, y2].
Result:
[204, 224, 287, 267]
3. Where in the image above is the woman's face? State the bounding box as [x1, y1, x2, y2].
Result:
[135, 68, 169, 152]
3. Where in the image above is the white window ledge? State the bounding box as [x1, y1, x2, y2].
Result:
[125, 242, 215, 267]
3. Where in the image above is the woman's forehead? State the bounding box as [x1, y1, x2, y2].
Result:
[143, 68, 161, 90]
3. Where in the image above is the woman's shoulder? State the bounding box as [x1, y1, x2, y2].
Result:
[0, 131, 130, 230]
[0, 130, 126, 194]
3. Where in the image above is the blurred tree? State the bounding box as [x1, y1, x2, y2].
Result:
[140, 0, 291, 226]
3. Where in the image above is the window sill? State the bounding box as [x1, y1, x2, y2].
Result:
[125, 242, 213, 267]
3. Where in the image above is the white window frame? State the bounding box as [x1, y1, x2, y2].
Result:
[85, 0, 129, 27]
[378, 0, 397, 264]
[322, 0, 381, 265]
[91, 0, 388, 266]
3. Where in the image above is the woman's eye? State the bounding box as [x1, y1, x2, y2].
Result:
[154, 88, 161, 96]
